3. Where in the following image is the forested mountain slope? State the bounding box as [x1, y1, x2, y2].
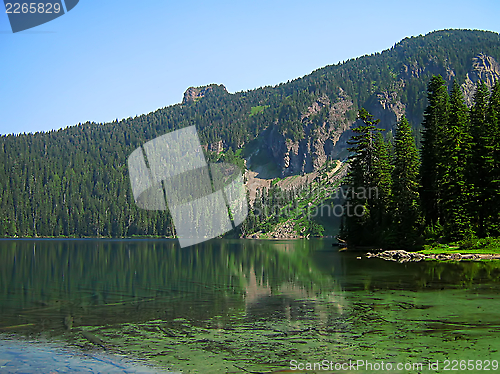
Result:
[1, 29, 500, 237]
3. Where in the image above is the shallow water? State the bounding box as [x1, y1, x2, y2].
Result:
[0, 338, 160, 373]
[1, 239, 499, 373]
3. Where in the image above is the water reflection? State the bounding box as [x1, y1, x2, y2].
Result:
[0, 239, 342, 334]
[1, 239, 500, 373]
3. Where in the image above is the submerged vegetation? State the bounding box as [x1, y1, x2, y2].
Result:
[3, 239, 500, 371]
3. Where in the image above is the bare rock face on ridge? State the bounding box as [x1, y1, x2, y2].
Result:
[263, 84, 408, 177]
[178, 38, 500, 179]
[462, 54, 500, 106]
[262, 89, 355, 177]
[266, 54, 500, 177]
[182, 84, 228, 104]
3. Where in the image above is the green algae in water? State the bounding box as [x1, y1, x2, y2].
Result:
[1, 239, 500, 373]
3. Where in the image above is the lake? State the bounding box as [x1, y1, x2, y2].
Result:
[0, 239, 499, 373]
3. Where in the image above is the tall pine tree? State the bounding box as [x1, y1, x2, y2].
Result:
[420, 75, 449, 226]
[343, 108, 384, 245]
[485, 80, 500, 235]
[468, 81, 494, 237]
[370, 131, 392, 238]
[440, 81, 472, 240]
[391, 116, 421, 247]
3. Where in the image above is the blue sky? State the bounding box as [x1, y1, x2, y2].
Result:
[1, 0, 500, 135]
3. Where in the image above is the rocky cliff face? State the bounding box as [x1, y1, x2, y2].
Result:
[182, 84, 227, 104]
[259, 54, 500, 177]
[265, 89, 354, 176]
[461, 54, 500, 106]
[180, 35, 500, 179]
[260, 85, 407, 176]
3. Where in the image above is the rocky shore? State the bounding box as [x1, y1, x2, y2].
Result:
[366, 250, 500, 262]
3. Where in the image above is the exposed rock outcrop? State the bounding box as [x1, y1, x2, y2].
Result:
[266, 55, 499, 176]
[183, 47, 500, 180]
[461, 54, 500, 106]
[366, 250, 427, 262]
[366, 249, 500, 262]
[182, 84, 227, 104]
[201, 140, 224, 154]
[327, 86, 407, 162]
[368, 87, 406, 128]
[265, 90, 354, 177]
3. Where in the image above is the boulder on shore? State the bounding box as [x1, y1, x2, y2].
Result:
[366, 250, 500, 262]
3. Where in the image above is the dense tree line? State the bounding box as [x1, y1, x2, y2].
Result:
[241, 184, 310, 236]
[342, 77, 500, 248]
[1, 30, 500, 238]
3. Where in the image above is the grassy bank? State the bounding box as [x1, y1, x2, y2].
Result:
[418, 237, 500, 255]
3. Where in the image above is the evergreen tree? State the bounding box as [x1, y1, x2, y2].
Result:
[391, 116, 421, 247]
[343, 108, 384, 245]
[420, 75, 449, 226]
[468, 81, 494, 237]
[485, 80, 500, 235]
[440, 81, 472, 240]
[370, 132, 392, 237]
[1, 31, 500, 239]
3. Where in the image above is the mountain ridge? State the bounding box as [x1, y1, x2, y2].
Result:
[1, 29, 500, 238]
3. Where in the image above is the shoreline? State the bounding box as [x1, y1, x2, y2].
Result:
[366, 249, 500, 262]
[2, 238, 500, 261]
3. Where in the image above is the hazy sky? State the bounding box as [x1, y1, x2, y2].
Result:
[1, 0, 500, 135]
